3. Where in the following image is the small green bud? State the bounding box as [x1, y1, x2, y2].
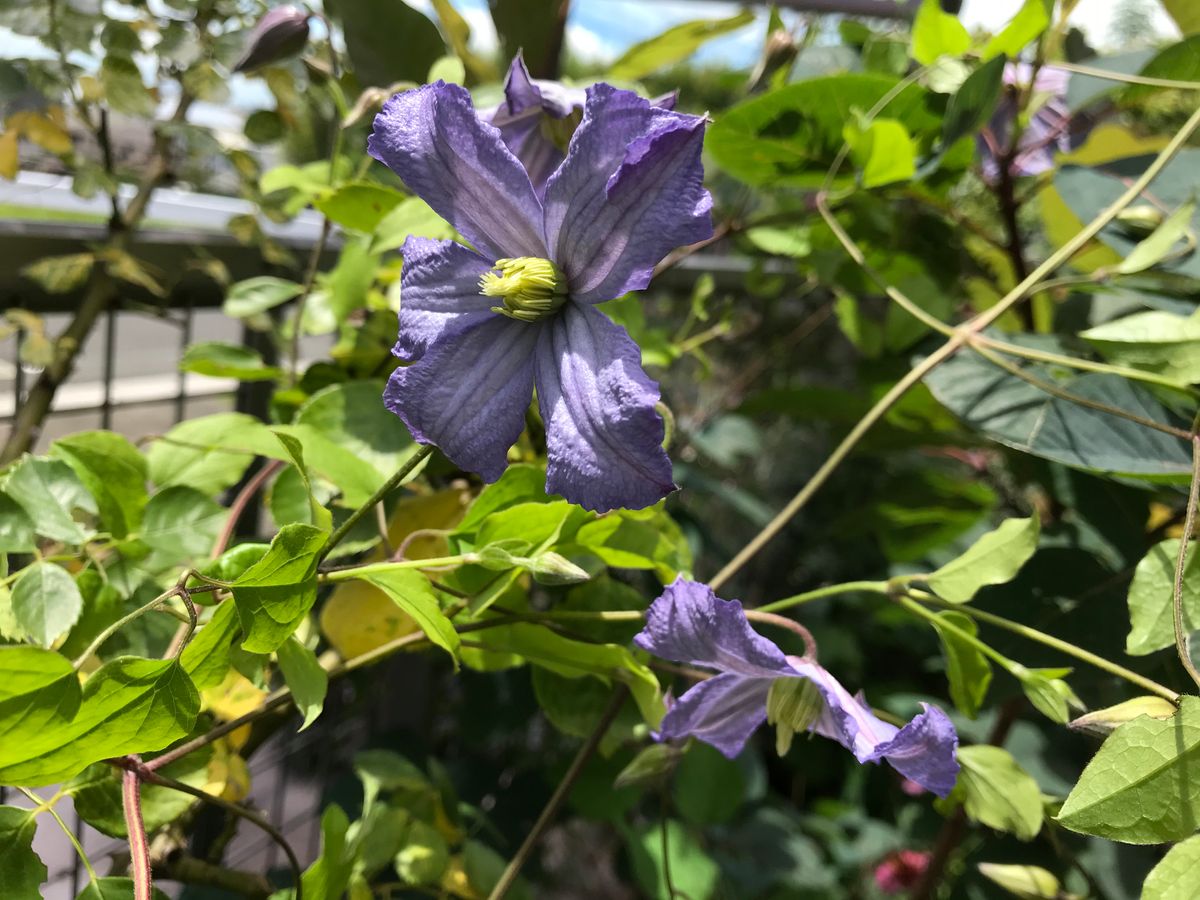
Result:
[766, 677, 823, 756]
[1116, 204, 1166, 238]
[613, 743, 683, 789]
[527, 551, 591, 585]
[474, 539, 532, 570]
[480, 257, 568, 322]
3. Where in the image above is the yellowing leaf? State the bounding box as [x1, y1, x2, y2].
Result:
[7, 110, 72, 155]
[201, 669, 267, 721]
[0, 130, 17, 179]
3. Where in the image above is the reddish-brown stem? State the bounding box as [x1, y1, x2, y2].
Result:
[212, 459, 284, 559]
[122, 757, 152, 900]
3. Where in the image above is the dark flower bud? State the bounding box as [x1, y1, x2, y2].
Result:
[233, 6, 311, 74]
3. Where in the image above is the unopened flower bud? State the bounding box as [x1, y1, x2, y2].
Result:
[1068, 695, 1177, 737]
[233, 6, 311, 74]
[766, 677, 823, 756]
[1116, 204, 1166, 238]
[527, 551, 590, 585]
[613, 743, 683, 789]
[748, 28, 798, 93]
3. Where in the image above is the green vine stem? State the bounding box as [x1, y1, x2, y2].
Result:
[16, 787, 99, 886]
[710, 100, 1200, 591]
[1173, 414, 1200, 690]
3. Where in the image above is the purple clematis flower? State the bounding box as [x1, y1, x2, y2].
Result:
[367, 80, 711, 512]
[485, 54, 678, 196]
[633, 579, 960, 797]
[978, 63, 1091, 182]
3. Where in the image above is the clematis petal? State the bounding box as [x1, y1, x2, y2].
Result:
[394, 237, 495, 362]
[658, 672, 774, 758]
[368, 81, 546, 260]
[384, 317, 539, 482]
[788, 658, 959, 797]
[635, 578, 796, 677]
[864, 703, 960, 798]
[534, 303, 675, 512]
[543, 84, 712, 304]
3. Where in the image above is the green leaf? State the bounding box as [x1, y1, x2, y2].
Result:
[977, 863, 1065, 899]
[77, 877, 170, 900]
[5, 456, 97, 544]
[924, 345, 1192, 480]
[0, 657, 200, 786]
[844, 117, 916, 188]
[12, 562, 83, 647]
[1125, 35, 1200, 101]
[51, 431, 147, 538]
[1126, 539, 1200, 655]
[1116, 200, 1196, 275]
[222, 276, 303, 318]
[147, 413, 262, 495]
[326, 0, 444, 87]
[911, 0, 971, 65]
[980, 0, 1050, 60]
[672, 742, 745, 825]
[455, 464, 552, 535]
[139, 486, 225, 563]
[0, 493, 36, 552]
[394, 817, 450, 886]
[294, 380, 417, 480]
[180, 341, 284, 381]
[271, 431, 333, 533]
[1080, 309, 1200, 386]
[955, 745, 1044, 840]
[314, 182, 405, 233]
[427, 54, 466, 85]
[429, 0, 497, 82]
[0, 646, 82, 748]
[231, 523, 326, 653]
[180, 601, 241, 691]
[350, 568, 459, 661]
[463, 839, 531, 900]
[573, 508, 692, 581]
[99, 55, 154, 116]
[0, 806, 46, 899]
[1012, 664, 1081, 724]
[931, 611, 992, 718]
[371, 198, 454, 252]
[926, 516, 1040, 603]
[1058, 695, 1200, 843]
[1143, 834, 1200, 899]
[476, 500, 577, 551]
[1161, 0, 1200, 35]
[942, 54, 1007, 146]
[627, 820, 719, 900]
[297, 804, 354, 900]
[276, 636, 328, 731]
[607, 11, 755, 81]
[707, 74, 939, 188]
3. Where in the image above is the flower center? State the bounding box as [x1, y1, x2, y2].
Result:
[480, 257, 568, 322]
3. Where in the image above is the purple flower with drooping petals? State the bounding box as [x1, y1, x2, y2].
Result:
[633, 579, 960, 797]
[977, 63, 1092, 182]
[485, 54, 678, 196]
[367, 80, 711, 512]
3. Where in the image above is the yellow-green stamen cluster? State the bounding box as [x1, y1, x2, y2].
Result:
[480, 257, 568, 322]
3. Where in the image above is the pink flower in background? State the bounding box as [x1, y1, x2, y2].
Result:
[874, 850, 932, 894]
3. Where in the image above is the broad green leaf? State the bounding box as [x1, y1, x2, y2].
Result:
[627, 820, 719, 900]
[5, 455, 97, 544]
[147, 413, 263, 495]
[931, 611, 992, 718]
[394, 817, 450, 885]
[707, 74, 940, 188]
[455, 464, 552, 535]
[139, 486, 225, 562]
[0, 806, 46, 899]
[355, 749, 430, 817]
[371, 197, 454, 252]
[844, 117, 916, 188]
[76, 877, 170, 900]
[0, 657, 200, 786]
[180, 341, 284, 381]
[1126, 539, 1200, 655]
[573, 508, 692, 581]
[924, 345, 1192, 480]
[1081, 310, 1200, 386]
[673, 742, 745, 826]
[51, 431, 147, 538]
[0, 646, 82, 765]
[980, 0, 1050, 60]
[296, 804, 353, 900]
[1012, 664, 1081, 724]
[743, 225, 811, 257]
[955, 745, 1044, 840]
[180, 601, 241, 691]
[942, 54, 1007, 146]
[1143, 834, 1200, 899]
[926, 516, 1040, 603]
[231, 523, 326, 653]
[294, 380, 417, 479]
[607, 11, 755, 81]
[426, 54, 466, 85]
[977, 863, 1065, 899]
[475, 501, 577, 552]
[911, 0, 971, 65]
[1116, 200, 1196, 275]
[69, 749, 211, 838]
[276, 636, 328, 731]
[12, 562, 83, 647]
[0, 493, 36, 552]
[463, 839, 531, 900]
[275, 424, 388, 505]
[222, 276, 303, 318]
[351, 568, 459, 661]
[328, 0, 444, 87]
[314, 181, 405, 233]
[99, 55, 154, 116]
[1161, 1, 1200, 35]
[468, 622, 662, 725]
[1058, 695, 1200, 843]
[271, 431, 333, 532]
[1125, 35, 1200, 102]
